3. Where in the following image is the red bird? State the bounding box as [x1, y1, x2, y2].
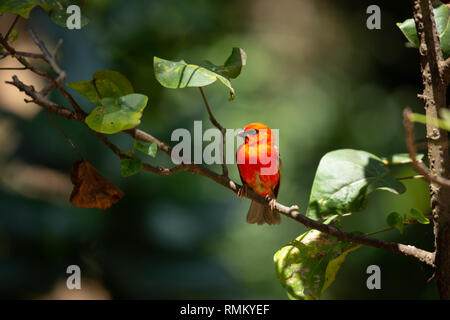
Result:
[236, 123, 281, 225]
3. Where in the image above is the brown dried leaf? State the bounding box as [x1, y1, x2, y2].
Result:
[70, 160, 124, 210]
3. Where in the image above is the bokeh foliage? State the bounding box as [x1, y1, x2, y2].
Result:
[0, 0, 438, 299]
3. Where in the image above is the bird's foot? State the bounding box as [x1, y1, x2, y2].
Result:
[265, 194, 277, 212]
[237, 184, 248, 201]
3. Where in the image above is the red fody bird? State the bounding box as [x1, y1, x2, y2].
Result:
[236, 123, 281, 225]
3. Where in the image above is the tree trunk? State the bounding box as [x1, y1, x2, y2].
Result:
[412, 0, 450, 299]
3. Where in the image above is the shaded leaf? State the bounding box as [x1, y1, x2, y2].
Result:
[306, 149, 406, 221]
[70, 160, 124, 210]
[386, 212, 404, 234]
[85, 93, 148, 134]
[68, 69, 134, 103]
[154, 48, 246, 100]
[274, 230, 359, 300]
[134, 140, 157, 157]
[120, 156, 142, 177]
[397, 4, 450, 58]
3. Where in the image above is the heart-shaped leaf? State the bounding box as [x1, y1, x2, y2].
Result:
[68, 70, 134, 103]
[154, 47, 246, 100]
[397, 4, 450, 58]
[274, 229, 360, 300]
[306, 149, 406, 221]
[85, 93, 148, 134]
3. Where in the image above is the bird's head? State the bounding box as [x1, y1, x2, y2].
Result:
[237, 123, 273, 145]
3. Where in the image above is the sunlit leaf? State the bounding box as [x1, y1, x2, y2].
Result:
[405, 208, 430, 225]
[134, 140, 157, 157]
[85, 94, 148, 134]
[306, 149, 406, 221]
[154, 47, 246, 100]
[68, 69, 134, 103]
[381, 153, 424, 165]
[274, 229, 360, 300]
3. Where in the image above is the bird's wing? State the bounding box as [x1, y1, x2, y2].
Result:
[273, 149, 281, 198]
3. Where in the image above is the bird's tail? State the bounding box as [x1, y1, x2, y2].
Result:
[246, 200, 281, 225]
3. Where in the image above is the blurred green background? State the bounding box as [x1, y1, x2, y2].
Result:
[0, 0, 439, 299]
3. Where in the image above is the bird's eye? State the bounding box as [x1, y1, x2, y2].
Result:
[246, 128, 258, 136]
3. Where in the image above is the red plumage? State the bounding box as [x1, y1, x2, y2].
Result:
[236, 123, 281, 225]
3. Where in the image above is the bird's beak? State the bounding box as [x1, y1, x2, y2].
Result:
[237, 129, 246, 138]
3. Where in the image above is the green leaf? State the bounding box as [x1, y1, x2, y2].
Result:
[68, 70, 134, 103]
[154, 48, 246, 100]
[386, 212, 404, 234]
[0, 0, 89, 28]
[134, 140, 157, 157]
[306, 149, 406, 221]
[381, 153, 424, 165]
[45, 0, 89, 28]
[321, 245, 361, 296]
[410, 112, 450, 131]
[120, 156, 142, 177]
[406, 208, 430, 225]
[274, 230, 359, 300]
[85, 93, 148, 134]
[397, 4, 450, 58]
[213, 47, 247, 79]
[0, 0, 43, 18]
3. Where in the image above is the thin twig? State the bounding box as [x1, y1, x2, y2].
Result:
[403, 108, 450, 188]
[199, 87, 228, 177]
[46, 111, 84, 159]
[0, 67, 27, 70]
[0, 51, 45, 59]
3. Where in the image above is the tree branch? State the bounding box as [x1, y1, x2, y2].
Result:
[412, 0, 450, 298]
[2, 29, 437, 268]
[4, 74, 435, 267]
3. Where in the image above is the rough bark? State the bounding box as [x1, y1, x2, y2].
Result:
[412, 0, 450, 299]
